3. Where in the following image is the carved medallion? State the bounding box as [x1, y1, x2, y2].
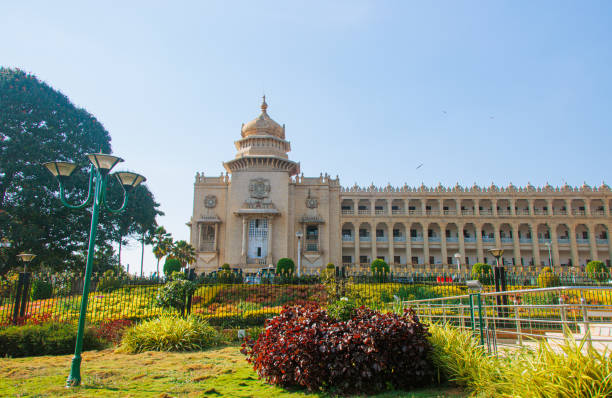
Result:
[306, 197, 318, 209]
[249, 178, 271, 199]
[204, 195, 217, 208]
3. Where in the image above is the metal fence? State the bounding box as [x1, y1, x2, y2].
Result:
[403, 286, 612, 354]
[0, 270, 610, 328]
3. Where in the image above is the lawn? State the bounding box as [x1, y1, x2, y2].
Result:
[0, 345, 465, 398]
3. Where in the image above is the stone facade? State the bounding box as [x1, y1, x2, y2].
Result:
[189, 99, 612, 274]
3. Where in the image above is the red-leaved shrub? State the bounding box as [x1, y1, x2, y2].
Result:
[91, 319, 134, 344]
[241, 304, 434, 394]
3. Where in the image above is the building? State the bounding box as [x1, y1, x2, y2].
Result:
[189, 98, 612, 274]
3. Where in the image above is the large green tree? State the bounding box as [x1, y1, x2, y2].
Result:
[0, 68, 161, 274]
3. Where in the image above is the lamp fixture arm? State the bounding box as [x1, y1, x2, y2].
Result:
[58, 166, 95, 210]
[101, 177, 130, 214]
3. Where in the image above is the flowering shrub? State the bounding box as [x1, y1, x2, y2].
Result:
[242, 304, 434, 394]
[91, 319, 134, 344]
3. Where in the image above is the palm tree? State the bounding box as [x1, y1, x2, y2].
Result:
[171, 240, 196, 270]
[151, 226, 173, 278]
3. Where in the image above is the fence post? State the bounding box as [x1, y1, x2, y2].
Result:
[514, 298, 522, 346]
[476, 293, 485, 346]
[579, 292, 592, 351]
[559, 296, 569, 337]
[469, 294, 476, 332]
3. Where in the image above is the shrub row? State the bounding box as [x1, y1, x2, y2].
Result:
[0, 322, 104, 358]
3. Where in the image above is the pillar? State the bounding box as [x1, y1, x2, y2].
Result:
[475, 224, 484, 263]
[241, 218, 248, 259]
[512, 223, 521, 269]
[355, 229, 360, 266]
[588, 224, 598, 262]
[531, 223, 541, 267]
[569, 225, 579, 268]
[405, 222, 412, 269]
[214, 223, 219, 251]
[267, 218, 273, 265]
[549, 224, 561, 268]
[389, 224, 395, 265]
[458, 222, 466, 270]
[528, 199, 534, 216]
[440, 222, 448, 265]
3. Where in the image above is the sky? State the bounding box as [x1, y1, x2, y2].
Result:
[2, 1, 611, 275]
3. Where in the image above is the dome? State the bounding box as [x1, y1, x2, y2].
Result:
[241, 97, 285, 139]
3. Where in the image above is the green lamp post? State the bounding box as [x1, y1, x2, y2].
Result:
[43, 153, 145, 387]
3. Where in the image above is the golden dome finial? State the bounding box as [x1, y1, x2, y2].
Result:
[261, 95, 268, 112]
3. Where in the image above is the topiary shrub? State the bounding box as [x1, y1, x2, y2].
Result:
[155, 276, 197, 315]
[371, 258, 390, 274]
[97, 269, 122, 293]
[327, 298, 356, 321]
[471, 263, 492, 284]
[118, 315, 223, 353]
[0, 322, 104, 357]
[276, 258, 295, 277]
[30, 279, 53, 300]
[586, 261, 609, 282]
[242, 304, 435, 394]
[163, 258, 182, 277]
[537, 266, 560, 288]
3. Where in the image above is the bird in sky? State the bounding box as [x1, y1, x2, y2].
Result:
[416, 163, 424, 170]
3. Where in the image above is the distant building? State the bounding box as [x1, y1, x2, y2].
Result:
[189, 98, 612, 273]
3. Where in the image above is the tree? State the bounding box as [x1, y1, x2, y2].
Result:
[276, 258, 295, 276]
[163, 258, 182, 277]
[586, 260, 609, 282]
[151, 226, 173, 277]
[0, 68, 162, 274]
[471, 263, 492, 284]
[171, 240, 196, 270]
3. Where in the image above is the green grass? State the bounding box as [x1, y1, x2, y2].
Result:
[0, 345, 465, 397]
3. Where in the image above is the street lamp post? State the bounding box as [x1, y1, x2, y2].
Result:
[44, 153, 145, 387]
[296, 230, 303, 277]
[545, 242, 553, 267]
[453, 253, 462, 276]
[16, 253, 36, 273]
[488, 248, 507, 324]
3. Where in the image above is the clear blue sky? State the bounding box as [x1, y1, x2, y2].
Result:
[2, 1, 611, 274]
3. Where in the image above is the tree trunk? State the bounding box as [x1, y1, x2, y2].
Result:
[140, 232, 145, 277]
[156, 258, 160, 280]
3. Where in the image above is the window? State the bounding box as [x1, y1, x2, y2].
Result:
[257, 247, 262, 257]
[391, 205, 399, 211]
[306, 225, 318, 239]
[394, 256, 401, 264]
[429, 256, 435, 264]
[342, 229, 352, 236]
[410, 229, 417, 237]
[359, 256, 368, 264]
[377, 256, 385, 261]
[358, 205, 367, 210]
[375, 206, 383, 211]
[341, 206, 352, 211]
[342, 256, 352, 264]
[428, 229, 434, 238]
[411, 256, 419, 264]
[447, 257, 452, 264]
[408, 206, 416, 210]
[376, 229, 384, 237]
[359, 229, 369, 237]
[393, 229, 400, 237]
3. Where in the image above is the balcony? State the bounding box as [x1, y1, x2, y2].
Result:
[515, 210, 530, 216]
[533, 209, 548, 216]
[376, 236, 388, 242]
[359, 236, 371, 242]
[408, 209, 422, 215]
[199, 240, 215, 252]
[428, 236, 441, 242]
[426, 210, 440, 216]
[557, 237, 570, 244]
[553, 209, 568, 216]
[375, 209, 387, 215]
[411, 236, 423, 242]
[341, 209, 354, 215]
[461, 209, 473, 216]
[393, 236, 406, 242]
[480, 209, 493, 216]
[305, 243, 319, 252]
[446, 237, 458, 243]
[576, 238, 589, 244]
[519, 238, 532, 243]
[592, 210, 605, 216]
[392, 209, 405, 215]
[538, 238, 551, 244]
[572, 210, 586, 216]
[497, 210, 511, 216]
[482, 236, 495, 243]
[464, 237, 476, 243]
[358, 209, 370, 215]
[501, 237, 513, 243]
[443, 210, 457, 216]
[597, 238, 609, 245]
[342, 235, 354, 241]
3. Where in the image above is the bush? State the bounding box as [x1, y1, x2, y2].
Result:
[586, 261, 609, 282]
[470, 263, 492, 283]
[242, 304, 434, 394]
[90, 319, 134, 345]
[97, 269, 121, 293]
[537, 266, 560, 288]
[0, 322, 104, 358]
[371, 258, 389, 274]
[30, 279, 53, 300]
[119, 315, 223, 353]
[276, 258, 295, 276]
[327, 298, 356, 321]
[163, 258, 182, 277]
[155, 277, 197, 315]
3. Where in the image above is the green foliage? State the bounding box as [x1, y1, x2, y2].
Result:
[200, 313, 272, 328]
[370, 258, 389, 274]
[537, 266, 560, 288]
[0, 322, 104, 357]
[30, 279, 53, 300]
[218, 264, 242, 284]
[0, 68, 161, 275]
[586, 260, 609, 282]
[119, 315, 223, 353]
[155, 277, 197, 315]
[428, 323, 612, 397]
[171, 240, 196, 269]
[151, 226, 173, 277]
[163, 258, 182, 277]
[327, 298, 356, 321]
[97, 269, 121, 293]
[470, 263, 492, 283]
[276, 258, 295, 276]
[221, 263, 231, 271]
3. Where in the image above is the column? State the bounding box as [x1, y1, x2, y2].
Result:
[585, 200, 591, 217]
[564, 199, 571, 216]
[494, 222, 502, 248]
[423, 226, 430, 269]
[214, 223, 219, 251]
[355, 227, 361, 267]
[475, 199, 480, 216]
[389, 224, 395, 265]
[458, 222, 466, 270]
[588, 224, 598, 261]
[372, 221, 377, 261]
[528, 199, 534, 216]
[440, 222, 448, 266]
[456, 199, 461, 216]
[421, 199, 427, 215]
[608, 232, 612, 266]
[510, 198, 516, 216]
[405, 222, 412, 269]
[512, 224, 521, 269]
[241, 218, 248, 258]
[531, 223, 541, 267]
[547, 199, 554, 216]
[568, 224, 579, 268]
[603, 200, 610, 217]
[475, 224, 484, 263]
[492, 199, 498, 217]
[549, 225, 560, 269]
[267, 218, 273, 265]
